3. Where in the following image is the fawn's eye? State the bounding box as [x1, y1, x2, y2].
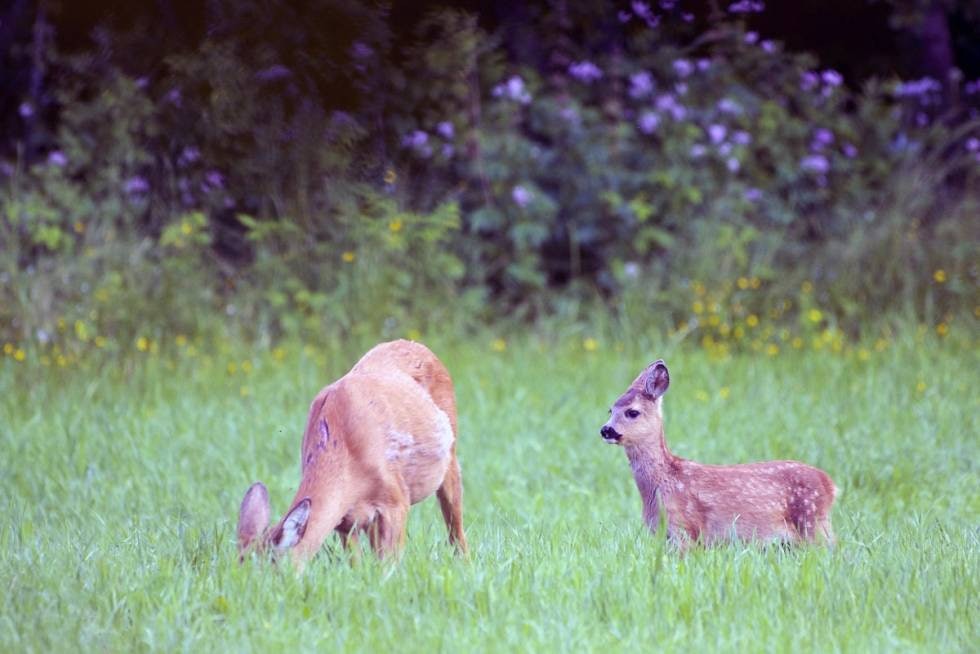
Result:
[625, 409, 640, 419]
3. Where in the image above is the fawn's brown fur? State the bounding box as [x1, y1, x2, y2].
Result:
[601, 360, 836, 548]
[237, 340, 467, 565]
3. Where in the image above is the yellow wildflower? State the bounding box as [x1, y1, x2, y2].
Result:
[491, 338, 507, 352]
[73, 221, 85, 234]
[407, 329, 422, 341]
[801, 281, 813, 294]
[227, 362, 238, 375]
[935, 323, 948, 337]
[858, 348, 870, 362]
[136, 336, 149, 352]
[583, 337, 598, 352]
[933, 269, 946, 283]
[389, 218, 403, 233]
[750, 277, 761, 289]
[737, 277, 749, 290]
[746, 314, 759, 327]
[180, 222, 193, 235]
[175, 334, 188, 347]
[14, 349, 26, 362]
[692, 301, 704, 314]
[766, 343, 779, 356]
[273, 347, 286, 361]
[3, 343, 12, 355]
[808, 309, 823, 323]
[95, 336, 107, 348]
[719, 387, 731, 400]
[342, 251, 356, 263]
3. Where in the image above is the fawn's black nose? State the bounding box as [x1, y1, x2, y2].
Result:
[601, 425, 621, 442]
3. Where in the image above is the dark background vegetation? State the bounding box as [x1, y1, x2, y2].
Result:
[1, 0, 977, 354]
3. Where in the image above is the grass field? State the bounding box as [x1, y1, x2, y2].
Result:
[1, 331, 977, 652]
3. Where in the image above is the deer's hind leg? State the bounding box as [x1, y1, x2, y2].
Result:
[436, 449, 468, 555]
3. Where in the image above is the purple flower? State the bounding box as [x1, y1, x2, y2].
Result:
[682, 12, 694, 22]
[732, 130, 752, 145]
[812, 128, 835, 150]
[18, 102, 33, 118]
[512, 185, 532, 208]
[618, 10, 632, 22]
[821, 70, 843, 87]
[744, 31, 759, 44]
[437, 121, 454, 139]
[493, 76, 532, 104]
[441, 144, 455, 159]
[689, 144, 707, 158]
[629, 71, 654, 99]
[761, 40, 776, 53]
[659, 0, 677, 9]
[351, 42, 373, 59]
[402, 130, 432, 157]
[696, 59, 712, 72]
[674, 82, 688, 96]
[632, 2, 660, 27]
[842, 143, 858, 158]
[256, 65, 291, 82]
[136, 77, 149, 89]
[178, 146, 200, 166]
[726, 157, 741, 173]
[729, 0, 765, 13]
[895, 77, 941, 97]
[744, 187, 763, 202]
[403, 130, 429, 148]
[205, 170, 224, 189]
[800, 154, 830, 174]
[124, 176, 150, 195]
[707, 124, 727, 144]
[965, 80, 980, 95]
[47, 151, 67, 167]
[672, 59, 694, 78]
[801, 72, 819, 92]
[559, 106, 580, 124]
[569, 61, 603, 83]
[638, 111, 660, 134]
[717, 98, 742, 115]
[166, 88, 182, 105]
[965, 137, 979, 152]
[656, 94, 687, 121]
[718, 143, 733, 156]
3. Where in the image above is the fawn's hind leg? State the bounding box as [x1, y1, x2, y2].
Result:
[436, 449, 468, 555]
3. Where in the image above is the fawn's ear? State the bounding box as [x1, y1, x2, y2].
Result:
[643, 360, 670, 399]
[273, 498, 311, 550]
[238, 482, 271, 553]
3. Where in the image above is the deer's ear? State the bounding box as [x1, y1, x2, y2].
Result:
[238, 482, 271, 554]
[643, 360, 670, 399]
[273, 498, 311, 550]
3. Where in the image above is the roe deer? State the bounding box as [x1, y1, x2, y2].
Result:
[237, 340, 468, 565]
[600, 360, 836, 548]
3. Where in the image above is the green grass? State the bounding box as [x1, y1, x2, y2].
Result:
[1, 332, 977, 652]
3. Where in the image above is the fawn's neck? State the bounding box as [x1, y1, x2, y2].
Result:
[625, 428, 678, 530]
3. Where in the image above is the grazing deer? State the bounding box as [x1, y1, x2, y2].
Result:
[600, 360, 836, 548]
[237, 340, 468, 565]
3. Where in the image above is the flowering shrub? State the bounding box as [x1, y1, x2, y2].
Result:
[0, 1, 977, 348]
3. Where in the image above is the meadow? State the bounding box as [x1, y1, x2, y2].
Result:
[1, 329, 976, 652]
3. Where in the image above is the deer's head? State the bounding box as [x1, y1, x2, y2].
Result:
[601, 359, 670, 447]
[236, 482, 311, 561]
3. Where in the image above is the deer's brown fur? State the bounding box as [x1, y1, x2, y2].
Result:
[601, 360, 836, 547]
[237, 340, 467, 566]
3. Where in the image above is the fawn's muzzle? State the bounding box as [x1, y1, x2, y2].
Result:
[601, 425, 622, 443]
